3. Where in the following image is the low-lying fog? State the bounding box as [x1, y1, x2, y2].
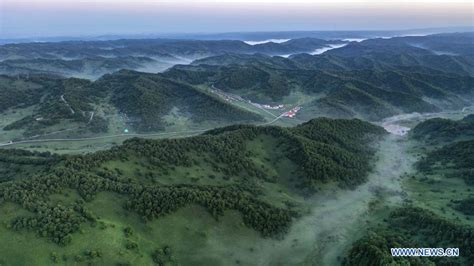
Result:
[201, 132, 414, 266]
[244, 39, 291, 45]
[201, 108, 474, 265]
[310, 43, 348, 55]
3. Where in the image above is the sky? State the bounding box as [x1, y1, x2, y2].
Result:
[0, 0, 473, 38]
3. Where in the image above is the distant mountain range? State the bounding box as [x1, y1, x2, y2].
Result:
[0, 37, 346, 79]
[0, 32, 473, 139]
[2, 26, 472, 44]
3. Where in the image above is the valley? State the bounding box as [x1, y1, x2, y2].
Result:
[0, 30, 473, 265]
[1, 107, 473, 265]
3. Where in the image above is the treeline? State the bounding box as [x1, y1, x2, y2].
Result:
[125, 185, 294, 237]
[0, 149, 59, 182]
[0, 149, 58, 165]
[11, 204, 85, 246]
[0, 165, 293, 244]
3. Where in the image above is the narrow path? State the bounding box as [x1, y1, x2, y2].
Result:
[0, 129, 211, 147]
[259, 112, 287, 125]
[210, 84, 278, 118]
[0, 96, 297, 148]
[0, 113, 300, 148]
[60, 94, 75, 114]
[87, 111, 94, 124]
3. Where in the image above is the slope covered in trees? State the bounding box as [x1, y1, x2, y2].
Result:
[0, 71, 263, 138]
[165, 33, 474, 120]
[168, 60, 472, 119]
[0, 118, 385, 264]
[0, 56, 161, 80]
[0, 74, 56, 112]
[0, 37, 343, 80]
[0, 38, 342, 61]
[411, 114, 474, 144]
[97, 70, 262, 131]
[1, 75, 109, 137]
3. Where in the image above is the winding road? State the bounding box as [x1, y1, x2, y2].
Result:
[0, 129, 211, 147]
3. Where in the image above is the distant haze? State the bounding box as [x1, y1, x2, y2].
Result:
[1, 0, 473, 38]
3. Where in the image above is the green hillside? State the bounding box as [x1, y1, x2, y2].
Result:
[0, 71, 263, 141]
[0, 118, 384, 265]
[97, 70, 263, 131]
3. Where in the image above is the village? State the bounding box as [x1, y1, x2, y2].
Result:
[209, 84, 301, 120]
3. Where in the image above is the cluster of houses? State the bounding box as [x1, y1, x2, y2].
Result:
[250, 102, 284, 110]
[283, 106, 301, 118]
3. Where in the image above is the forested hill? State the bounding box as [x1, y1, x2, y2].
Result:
[1, 71, 263, 137]
[164, 33, 474, 121]
[412, 115, 474, 189]
[167, 58, 473, 120]
[95, 70, 263, 131]
[410, 114, 474, 144]
[0, 56, 160, 80]
[80, 117, 386, 191]
[0, 118, 385, 264]
[332, 32, 474, 57]
[0, 38, 341, 61]
[0, 37, 345, 79]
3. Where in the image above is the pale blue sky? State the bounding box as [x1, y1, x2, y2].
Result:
[1, 0, 473, 38]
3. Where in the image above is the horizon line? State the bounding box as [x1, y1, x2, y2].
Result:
[1, 26, 473, 41]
